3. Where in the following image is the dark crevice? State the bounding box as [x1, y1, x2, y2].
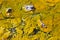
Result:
[28, 28, 40, 36]
[33, 28, 40, 35]
[7, 34, 13, 40]
[4, 16, 15, 19]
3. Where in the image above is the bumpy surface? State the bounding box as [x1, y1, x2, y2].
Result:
[0, 0, 60, 40]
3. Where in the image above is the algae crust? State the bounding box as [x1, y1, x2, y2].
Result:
[0, 0, 60, 40]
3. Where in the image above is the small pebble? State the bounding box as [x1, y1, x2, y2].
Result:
[6, 8, 12, 13]
[23, 5, 35, 11]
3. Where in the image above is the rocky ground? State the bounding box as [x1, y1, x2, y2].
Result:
[0, 0, 60, 40]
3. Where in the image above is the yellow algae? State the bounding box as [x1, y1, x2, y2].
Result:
[46, 0, 59, 3]
[0, 0, 3, 4]
[0, 27, 4, 36]
[1, 31, 10, 40]
[0, 0, 60, 40]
